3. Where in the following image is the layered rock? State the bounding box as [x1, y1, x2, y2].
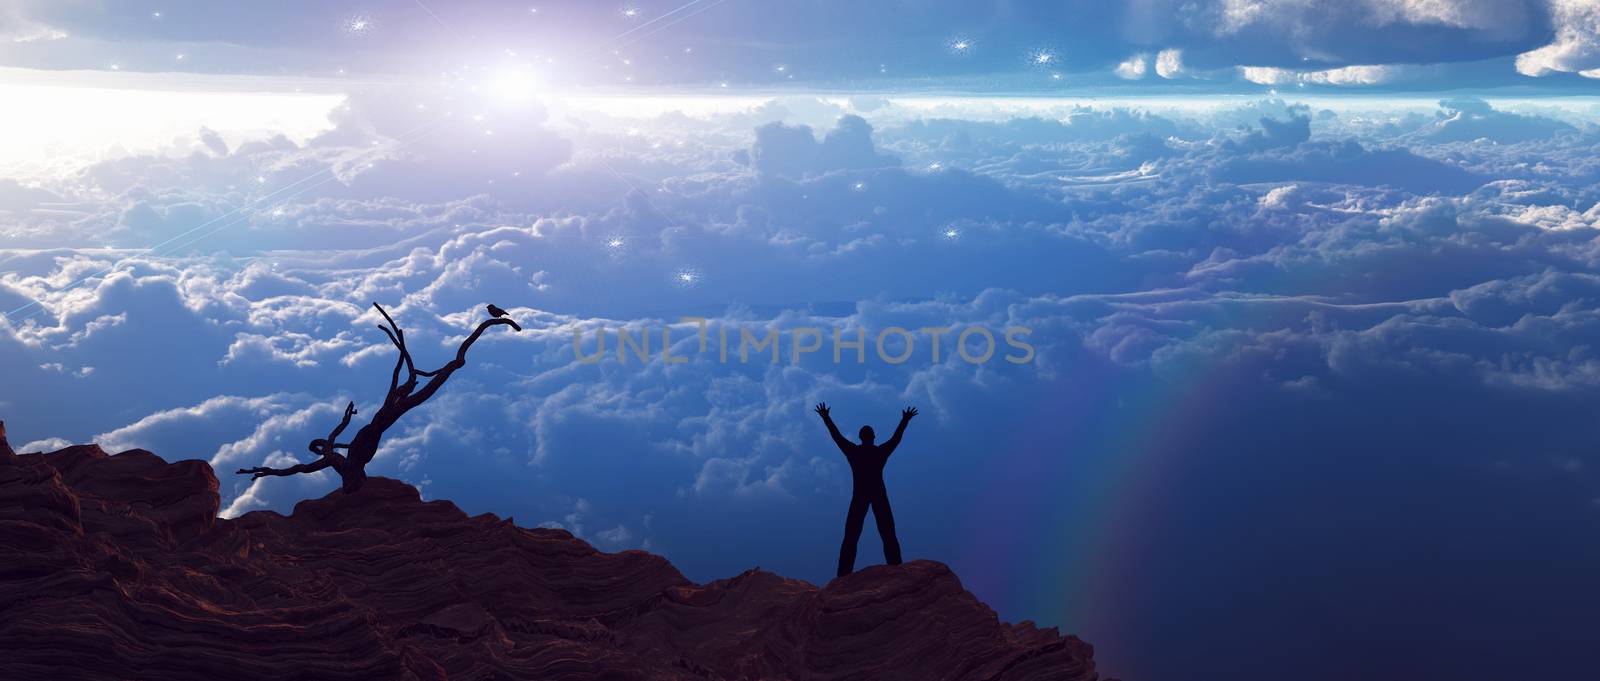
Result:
[0, 425, 1106, 681]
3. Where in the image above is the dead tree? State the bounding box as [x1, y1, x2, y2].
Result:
[238, 302, 522, 493]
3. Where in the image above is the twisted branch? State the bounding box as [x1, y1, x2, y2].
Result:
[236, 303, 521, 488]
[236, 400, 358, 480]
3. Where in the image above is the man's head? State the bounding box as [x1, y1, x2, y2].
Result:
[858, 425, 875, 445]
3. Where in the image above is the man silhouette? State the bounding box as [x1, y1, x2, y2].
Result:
[814, 402, 918, 577]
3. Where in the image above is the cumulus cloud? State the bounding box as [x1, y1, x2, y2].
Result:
[747, 114, 900, 178]
[1155, 48, 1186, 78]
[1363, 0, 1532, 30]
[1423, 97, 1578, 142]
[1186, 0, 1545, 67]
[1115, 54, 1150, 79]
[1239, 64, 1402, 86]
[1516, 0, 1600, 77]
[0, 3, 65, 43]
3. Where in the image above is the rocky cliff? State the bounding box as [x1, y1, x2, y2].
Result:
[0, 422, 1106, 680]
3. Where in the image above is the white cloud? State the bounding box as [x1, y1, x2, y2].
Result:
[1239, 64, 1400, 85]
[1258, 184, 1300, 209]
[594, 524, 635, 548]
[221, 449, 339, 518]
[1155, 49, 1185, 78]
[1363, 0, 1528, 30]
[1115, 54, 1150, 79]
[15, 436, 71, 453]
[1216, 0, 1533, 36]
[1516, 0, 1600, 77]
[0, 4, 66, 44]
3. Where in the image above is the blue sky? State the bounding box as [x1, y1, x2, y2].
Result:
[4, 2, 1600, 680]
[5, 0, 1600, 90]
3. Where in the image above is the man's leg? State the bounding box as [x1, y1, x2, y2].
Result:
[837, 494, 870, 577]
[871, 491, 903, 566]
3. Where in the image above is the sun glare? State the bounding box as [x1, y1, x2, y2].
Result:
[490, 69, 540, 103]
[0, 76, 342, 179]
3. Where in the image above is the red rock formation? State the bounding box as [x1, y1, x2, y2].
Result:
[0, 425, 1106, 681]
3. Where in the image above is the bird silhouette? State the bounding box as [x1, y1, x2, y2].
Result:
[486, 304, 508, 318]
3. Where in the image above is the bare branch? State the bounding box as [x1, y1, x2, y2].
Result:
[452, 317, 523, 366]
[404, 317, 522, 410]
[374, 304, 428, 405]
[240, 303, 521, 494]
[377, 323, 411, 399]
[373, 303, 406, 345]
[237, 457, 334, 480]
[326, 401, 357, 443]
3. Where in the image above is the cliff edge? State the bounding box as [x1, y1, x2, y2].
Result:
[0, 423, 1105, 680]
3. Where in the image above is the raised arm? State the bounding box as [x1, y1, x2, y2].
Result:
[814, 402, 853, 453]
[881, 406, 918, 456]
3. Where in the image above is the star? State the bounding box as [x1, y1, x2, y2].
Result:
[673, 267, 701, 287]
[343, 15, 373, 37]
